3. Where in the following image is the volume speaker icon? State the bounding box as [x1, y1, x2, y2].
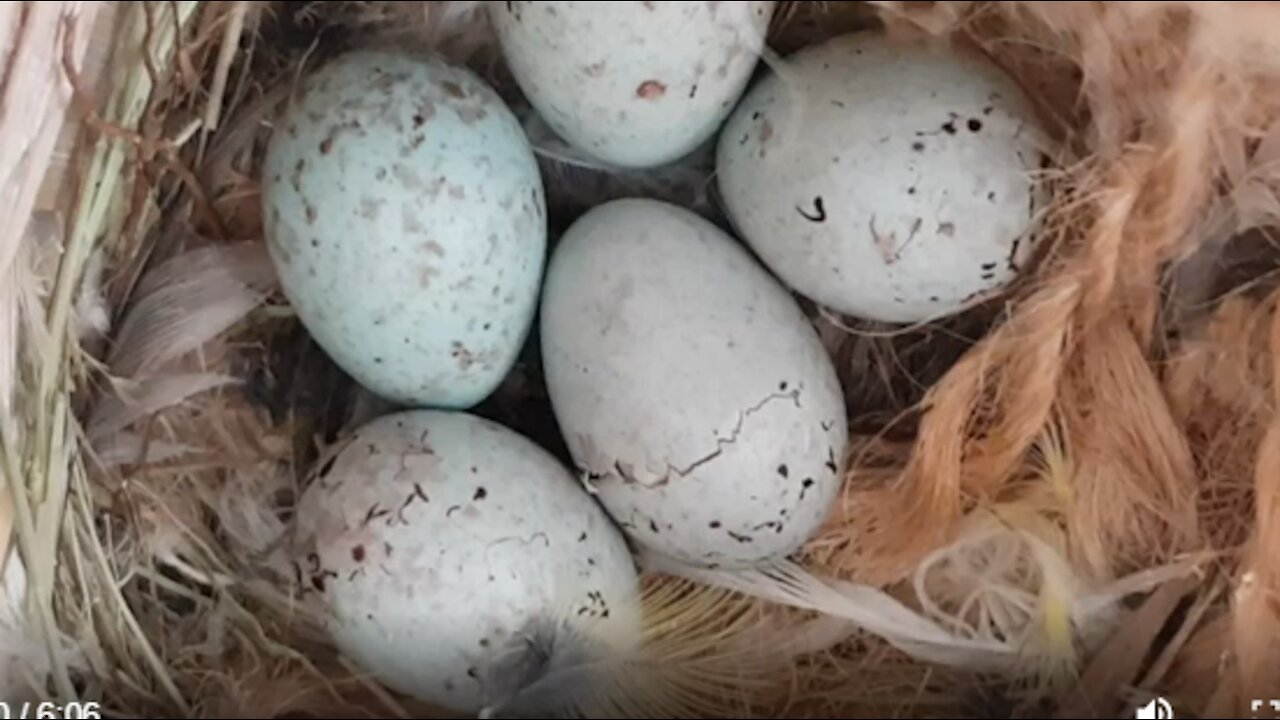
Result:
[1135, 698, 1174, 719]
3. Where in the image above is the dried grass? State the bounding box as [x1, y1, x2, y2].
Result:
[6, 0, 1280, 717]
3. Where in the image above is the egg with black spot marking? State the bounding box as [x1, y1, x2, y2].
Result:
[291, 409, 643, 715]
[261, 48, 546, 409]
[539, 198, 849, 570]
[491, 0, 776, 169]
[716, 31, 1054, 324]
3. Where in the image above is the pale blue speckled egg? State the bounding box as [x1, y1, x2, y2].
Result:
[261, 48, 547, 409]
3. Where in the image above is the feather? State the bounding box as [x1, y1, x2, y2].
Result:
[726, 612, 858, 659]
[478, 615, 753, 720]
[477, 573, 797, 719]
[519, 111, 717, 219]
[88, 372, 241, 442]
[213, 469, 290, 556]
[0, 557, 82, 704]
[639, 550, 1017, 671]
[90, 431, 199, 470]
[0, 556, 41, 702]
[106, 241, 277, 379]
[424, 0, 489, 58]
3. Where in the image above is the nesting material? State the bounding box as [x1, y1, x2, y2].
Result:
[5, 1, 1280, 719]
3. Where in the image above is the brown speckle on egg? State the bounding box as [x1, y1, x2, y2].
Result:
[391, 163, 425, 190]
[636, 80, 667, 99]
[457, 105, 488, 125]
[413, 103, 436, 128]
[360, 197, 384, 220]
[452, 342, 476, 369]
[291, 159, 306, 192]
[402, 207, 425, 234]
[424, 176, 447, 199]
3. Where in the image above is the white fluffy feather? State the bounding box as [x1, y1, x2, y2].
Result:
[1, 558, 46, 703]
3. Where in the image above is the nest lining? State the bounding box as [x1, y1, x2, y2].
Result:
[3, 1, 1280, 718]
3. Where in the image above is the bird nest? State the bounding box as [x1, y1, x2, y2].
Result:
[3, 1, 1279, 718]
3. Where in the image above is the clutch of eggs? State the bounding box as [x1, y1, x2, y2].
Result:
[717, 31, 1055, 324]
[491, 0, 776, 169]
[261, 48, 546, 409]
[539, 198, 849, 570]
[291, 409, 643, 715]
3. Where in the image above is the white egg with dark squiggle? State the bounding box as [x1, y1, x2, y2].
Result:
[291, 409, 642, 715]
[717, 31, 1054, 324]
[540, 198, 848, 570]
[261, 48, 546, 409]
[491, 1, 776, 169]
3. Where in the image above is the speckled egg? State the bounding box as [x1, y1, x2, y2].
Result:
[261, 48, 547, 409]
[716, 31, 1054, 324]
[540, 198, 848, 570]
[291, 409, 643, 715]
[490, 1, 776, 169]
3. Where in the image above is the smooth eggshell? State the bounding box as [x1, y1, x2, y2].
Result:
[717, 32, 1054, 324]
[291, 409, 642, 714]
[540, 198, 848, 570]
[491, 1, 776, 169]
[261, 48, 547, 409]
